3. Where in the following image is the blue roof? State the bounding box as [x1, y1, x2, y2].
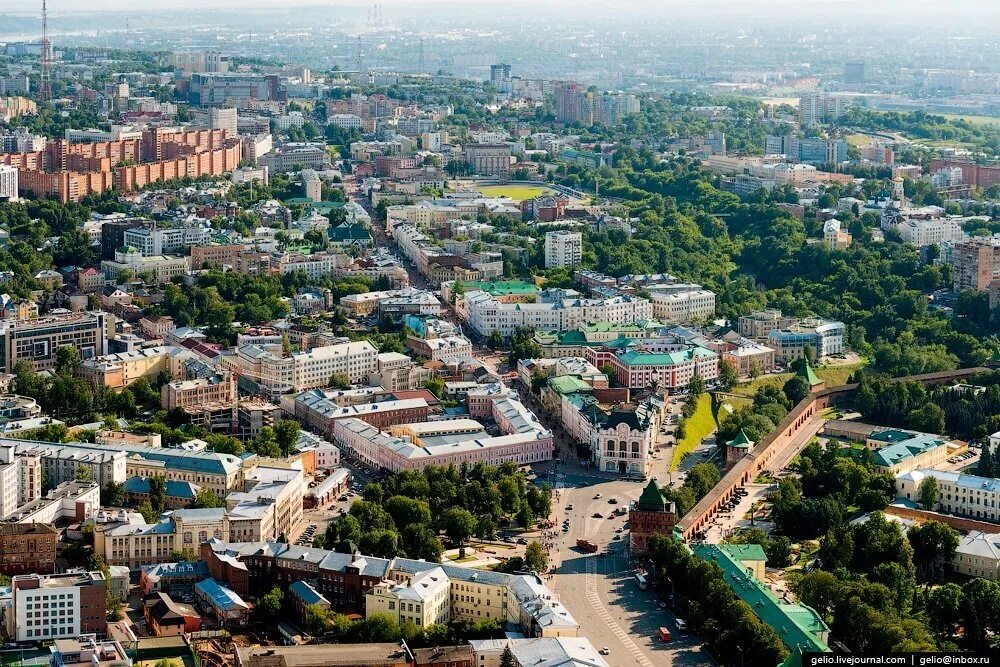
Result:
[141, 560, 209, 579]
[124, 476, 199, 499]
[195, 578, 249, 611]
[288, 580, 329, 606]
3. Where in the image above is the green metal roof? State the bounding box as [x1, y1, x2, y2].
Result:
[328, 222, 373, 241]
[727, 429, 755, 450]
[457, 280, 537, 296]
[548, 375, 592, 395]
[637, 479, 671, 512]
[692, 543, 830, 656]
[795, 359, 823, 387]
[871, 433, 948, 468]
[617, 346, 717, 367]
[721, 543, 767, 563]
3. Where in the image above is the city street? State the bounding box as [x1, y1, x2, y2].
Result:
[544, 476, 713, 667]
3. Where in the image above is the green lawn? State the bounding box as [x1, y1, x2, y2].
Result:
[475, 184, 554, 201]
[731, 363, 864, 397]
[939, 113, 1000, 127]
[671, 393, 716, 470]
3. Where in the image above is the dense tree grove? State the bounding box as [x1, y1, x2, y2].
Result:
[854, 372, 1000, 441]
[319, 462, 551, 560]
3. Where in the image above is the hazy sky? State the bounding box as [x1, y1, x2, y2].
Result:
[1, 0, 997, 23]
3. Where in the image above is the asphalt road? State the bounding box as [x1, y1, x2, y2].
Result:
[545, 475, 713, 667]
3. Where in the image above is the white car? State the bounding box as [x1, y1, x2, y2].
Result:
[675, 618, 687, 631]
[600, 646, 610, 655]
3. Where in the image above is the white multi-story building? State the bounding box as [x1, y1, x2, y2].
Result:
[278, 251, 351, 280]
[274, 111, 306, 131]
[223, 341, 379, 396]
[333, 394, 553, 473]
[460, 289, 652, 339]
[648, 289, 716, 324]
[0, 164, 18, 202]
[11, 571, 106, 642]
[367, 566, 451, 628]
[123, 224, 212, 257]
[327, 114, 362, 131]
[544, 230, 583, 269]
[897, 469, 1000, 522]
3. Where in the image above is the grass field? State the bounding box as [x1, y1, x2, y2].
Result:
[670, 393, 717, 471]
[475, 184, 554, 201]
[731, 363, 864, 397]
[939, 113, 1000, 127]
[845, 133, 872, 147]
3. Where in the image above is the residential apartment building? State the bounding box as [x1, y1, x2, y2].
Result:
[0, 164, 16, 201]
[0, 444, 40, 519]
[459, 289, 652, 340]
[223, 340, 379, 397]
[80, 346, 194, 389]
[952, 238, 1000, 295]
[10, 571, 107, 642]
[0, 440, 126, 489]
[738, 309, 799, 340]
[367, 566, 451, 628]
[0, 523, 57, 575]
[123, 224, 212, 257]
[227, 466, 305, 543]
[544, 230, 583, 269]
[201, 540, 578, 637]
[649, 289, 716, 324]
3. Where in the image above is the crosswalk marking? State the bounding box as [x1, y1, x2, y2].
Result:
[585, 554, 654, 667]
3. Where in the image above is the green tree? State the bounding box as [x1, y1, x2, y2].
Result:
[918, 475, 938, 511]
[137, 500, 159, 523]
[524, 541, 549, 572]
[252, 426, 281, 458]
[442, 507, 477, 545]
[329, 372, 352, 389]
[102, 481, 126, 506]
[500, 646, 517, 667]
[907, 520, 959, 582]
[255, 585, 284, 621]
[56, 345, 82, 375]
[191, 488, 224, 509]
[718, 359, 739, 391]
[275, 419, 301, 456]
[688, 374, 705, 399]
[423, 377, 445, 398]
[783, 376, 811, 405]
[148, 475, 167, 512]
[925, 583, 964, 636]
[75, 465, 92, 482]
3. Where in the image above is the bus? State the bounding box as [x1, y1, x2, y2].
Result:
[634, 573, 648, 590]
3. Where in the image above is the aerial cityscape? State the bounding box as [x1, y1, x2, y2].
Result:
[0, 0, 999, 665]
